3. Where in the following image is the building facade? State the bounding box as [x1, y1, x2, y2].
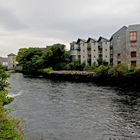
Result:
[7, 53, 17, 70]
[111, 24, 140, 68]
[70, 37, 112, 66]
[70, 24, 140, 68]
[0, 57, 8, 68]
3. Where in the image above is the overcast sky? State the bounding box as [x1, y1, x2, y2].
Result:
[0, 0, 140, 56]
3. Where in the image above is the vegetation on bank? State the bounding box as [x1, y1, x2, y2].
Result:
[0, 65, 23, 140]
[16, 44, 140, 77]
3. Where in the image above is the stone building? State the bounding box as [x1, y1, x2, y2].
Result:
[111, 24, 140, 68]
[7, 53, 16, 70]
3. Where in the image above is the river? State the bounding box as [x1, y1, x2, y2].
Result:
[8, 73, 140, 140]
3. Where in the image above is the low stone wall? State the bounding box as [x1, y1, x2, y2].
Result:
[42, 71, 96, 82]
[42, 71, 140, 88]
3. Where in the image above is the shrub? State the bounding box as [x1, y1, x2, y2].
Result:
[94, 64, 110, 76]
[83, 65, 93, 71]
[113, 64, 128, 76]
[42, 67, 53, 74]
[54, 63, 66, 70]
[0, 65, 23, 140]
[66, 61, 85, 71]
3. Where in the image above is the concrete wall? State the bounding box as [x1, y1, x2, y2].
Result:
[8, 55, 16, 70]
[102, 41, 110, 63]
[91, 42, 98, 65]
[80, 41, 88, 64]
[111, 26, 127, 66]
[126, 24, 140, 68]
[70, 42, 80, 61]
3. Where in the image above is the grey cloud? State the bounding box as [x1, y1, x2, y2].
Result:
[0, 0, 140, 56]
[0, 6, 28, 30]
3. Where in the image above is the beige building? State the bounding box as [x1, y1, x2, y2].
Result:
[7, 53, 16, 70]
[70, 37, 112, 65]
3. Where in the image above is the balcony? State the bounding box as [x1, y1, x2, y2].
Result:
[70, 50, 80, 55]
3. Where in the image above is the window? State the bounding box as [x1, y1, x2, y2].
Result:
[105, 56, 107, 58]
[77, 47, 80, 51]
[99, 54, 102, 58]
[83, 56, 85, 58]
[130, 31, 137, 42]
[105, 49, 107, 51]
[117, 61, 121, 64]
[78, 55, 81, 60]
[83, 50, 85, 52]
[131, 51, 136, 58]
[131, 42, 137, 48]
[94, 56, 96, 58]
[117, 53, 121, 59]
[87, 46, 91, 51]
[94, 49, 96, 52]
[131, 61, 136, 67]
[70, 46, 74, 50]
[117, 35, 120, 39]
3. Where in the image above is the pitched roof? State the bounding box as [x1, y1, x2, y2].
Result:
[76, 38, 87, 44]
[87, 37, 97, 43]
[98, 36, 109, 42]
[8, 53, 16, 56]
[111, 26, 127, 39]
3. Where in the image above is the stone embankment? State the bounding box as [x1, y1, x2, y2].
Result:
[42, 71, 96, 82]
[42, 70, 140, 88]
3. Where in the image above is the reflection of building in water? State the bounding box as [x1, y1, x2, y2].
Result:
[7, 53, 16, 70]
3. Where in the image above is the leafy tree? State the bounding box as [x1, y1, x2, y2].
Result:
[0, 65, 23, 139]
[16, 48, 28, 65]
[42, 44, 67, 69]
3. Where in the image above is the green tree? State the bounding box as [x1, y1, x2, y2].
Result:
[42, 44, 67, 69]
[0, 65, 23, 139]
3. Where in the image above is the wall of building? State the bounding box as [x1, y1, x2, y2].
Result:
[102, 41, 111, 63]
[111, 26, 127, 66]
[80, 41, 88, 64]
[8, 55, 16, 70]
[70, 24, 140, 68]
[126, 24, 140, 68]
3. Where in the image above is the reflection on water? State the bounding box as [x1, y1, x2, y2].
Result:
[8, 73, 140, 140]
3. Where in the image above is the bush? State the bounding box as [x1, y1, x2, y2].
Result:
[54, 63, 66, 70]
[83, 65, 94, 71]
[94, 65, 110, 76]
[42, 67, 53, 74]
[0, 65, 23, 140]
[113, 64, 128, 76]
[66, 61, 85, 71]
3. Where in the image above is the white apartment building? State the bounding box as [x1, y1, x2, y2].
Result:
[70, 37, 112, 66]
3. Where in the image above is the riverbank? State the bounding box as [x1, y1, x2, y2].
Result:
[0, 66, 23, 140]
[22, 70, 140, 88]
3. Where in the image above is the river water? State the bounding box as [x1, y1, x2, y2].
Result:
[8, 73, 140, 140]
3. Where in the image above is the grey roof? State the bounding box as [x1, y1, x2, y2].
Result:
[111, 26, 127, 39]
[8, 53, 16, 56]
[98, 36, 109, 42]
[76, 38, 87, 44]
[87, 37, 97, 43]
